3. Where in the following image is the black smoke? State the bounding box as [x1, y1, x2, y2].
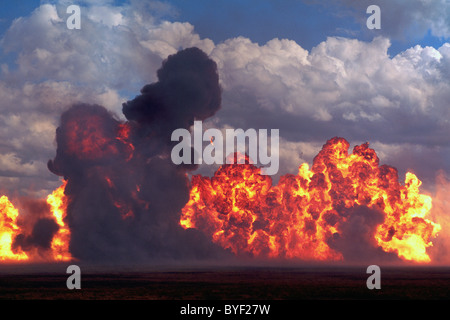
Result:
[46, 47, 226, 263]
[12, 199, 59, 258]
[123, 47, 221, 131]
[327, 205, 400, 263]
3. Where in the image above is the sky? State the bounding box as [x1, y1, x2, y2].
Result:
[0, 0, 449, 199]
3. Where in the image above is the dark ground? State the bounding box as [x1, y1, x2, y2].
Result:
[1, 264, 448, 319]
[0, 264, 449, 300]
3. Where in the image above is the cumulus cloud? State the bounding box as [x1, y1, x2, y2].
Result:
[204, 35, 450, 188]
[0, 1, 215, 196]
[212, 36, 449, 128]
[0, 0, 449, 199]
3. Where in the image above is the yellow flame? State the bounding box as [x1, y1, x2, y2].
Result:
[47, 180, 72, 261]
[0, 196, 28, 261]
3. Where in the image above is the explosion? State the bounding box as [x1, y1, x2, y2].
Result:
[0, 47, 444, 264]
[180, 137, 441, 263]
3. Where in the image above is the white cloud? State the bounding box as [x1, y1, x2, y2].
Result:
[0, 2, 218, 195]
[0, 153, 40, 176]
[2, 2, 213, 91]
[141, 21, 215, 58]
[87, 5, 125, 27]
[212, 35, 450, 127]
[206, 34, 450, 188]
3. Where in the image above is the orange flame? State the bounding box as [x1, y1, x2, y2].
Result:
[47, 180, 72, 261]
[180, 137, 441, 262]
[65, 115, 119, 161]
[0, 180, 72, 262]
[0, 196, 28, 261]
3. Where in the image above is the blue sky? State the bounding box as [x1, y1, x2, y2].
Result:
[1, 1, 447, 56]
[186, 0, 447, 55]
[166, 0, 345, 49]
[171, 0, 444, 54]
[158, 0, 447, 55]
[0, 1, 37, 33]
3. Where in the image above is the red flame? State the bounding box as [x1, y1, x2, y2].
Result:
[65, 114, 119, 161]
[116, 123, 135, 161]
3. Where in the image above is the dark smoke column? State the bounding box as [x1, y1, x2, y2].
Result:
[48, 47, 224, 263]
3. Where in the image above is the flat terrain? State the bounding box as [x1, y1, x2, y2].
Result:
[0, 264, 449, 300]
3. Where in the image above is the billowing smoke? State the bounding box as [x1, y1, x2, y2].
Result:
[46, 47, 226, 263]
[326, 206, 400, 263]
[12, 199, 59, 258]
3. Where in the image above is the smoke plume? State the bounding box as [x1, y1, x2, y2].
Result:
[46, 47, 225, 263]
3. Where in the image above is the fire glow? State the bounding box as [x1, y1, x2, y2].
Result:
[0, 179, 71, 262]
[0, 137, 442, 264]
[180, 137, 441, 263]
